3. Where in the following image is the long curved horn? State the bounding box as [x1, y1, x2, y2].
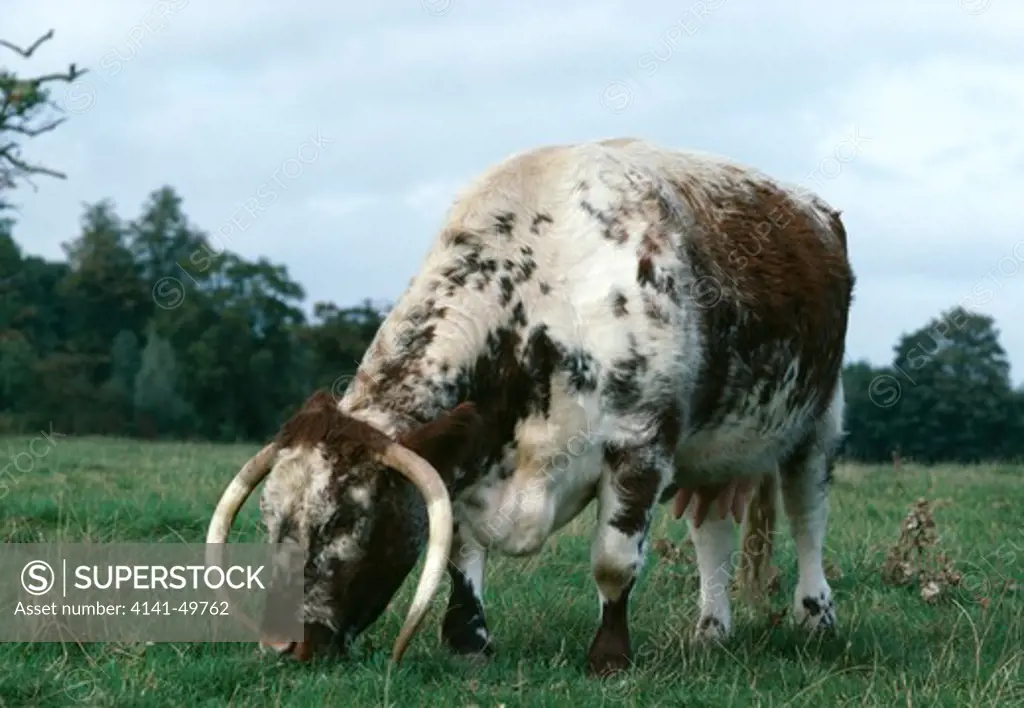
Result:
[377, 442, 454, 665]
[205, 443, 278, 635]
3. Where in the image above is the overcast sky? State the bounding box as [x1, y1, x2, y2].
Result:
[6, 0, 1024, 384]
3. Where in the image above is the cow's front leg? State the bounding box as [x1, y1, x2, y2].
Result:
[587, 444, 671, 676]
[442, 521, 492, 657]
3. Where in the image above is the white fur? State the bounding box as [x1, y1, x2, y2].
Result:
[688, 516, 736, 641]
[332, 137, 849, 647]
[351, 140, 837, 554]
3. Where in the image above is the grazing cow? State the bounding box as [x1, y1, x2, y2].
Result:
[205, 137, 854, 676]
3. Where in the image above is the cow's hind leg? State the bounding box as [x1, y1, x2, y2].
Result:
[442, 521, 493, 657]
[687, 514, 736, 642]
[587, 443, 672, 676]
[780, 384, 843, 633]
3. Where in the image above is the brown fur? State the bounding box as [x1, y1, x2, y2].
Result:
[669, 172, 854, 428]
[276, 390, 392, 462]
[276, 390, 484, 488]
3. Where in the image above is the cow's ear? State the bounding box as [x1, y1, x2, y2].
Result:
[398, 402, 484, 481]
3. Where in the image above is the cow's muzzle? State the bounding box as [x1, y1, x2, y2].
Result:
[260, 639, 306, 659]
[260, 623, 345, 661]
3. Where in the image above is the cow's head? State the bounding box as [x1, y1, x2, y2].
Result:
[204, 390, 482, 663]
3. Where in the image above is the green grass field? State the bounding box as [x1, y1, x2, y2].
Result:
[1, 435, 1021, 707]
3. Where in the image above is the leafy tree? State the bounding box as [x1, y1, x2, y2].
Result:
[109, 329, 141, 390]
[176, 254, 307, 440]
[129, 186, 211, 285]
[0, 330, 35, 419]
[841, 360, 900, 462]
[97, 330, 142, 434]
[841, 306, 1023, 465]
[301, 299, 385, 392]
[32, 351, 106, 434]
[58, 201, 150, 369]
[0, 223, 26, 333]
[133, 326, 193, 437]
[888, 307, 1015, 463]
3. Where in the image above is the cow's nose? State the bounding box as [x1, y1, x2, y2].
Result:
[260, 639, 312, 660]
[260, 635, 315, 659]
[261, 623, 329, 660]
[259, 639, 294, 654]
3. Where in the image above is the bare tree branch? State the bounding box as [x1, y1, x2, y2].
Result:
[4, 116, 68, 137]
[1, 150, 66, 180]
[1, 29, 84, 199]
[0, 29, 55, 58]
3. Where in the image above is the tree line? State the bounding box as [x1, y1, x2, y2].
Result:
[3, 30, 1022, 464]
[1, 186, 384, 441]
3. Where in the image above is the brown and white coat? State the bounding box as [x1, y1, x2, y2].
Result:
[206, 137, 854, 676]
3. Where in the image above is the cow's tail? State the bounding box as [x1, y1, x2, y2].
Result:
[737, 471, 779, 604]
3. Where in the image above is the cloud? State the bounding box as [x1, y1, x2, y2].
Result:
[400, 177, 468, 220]
[305, 192, 383, 219]
[4, 0, 1023, 382]
[818, 55, 1024, 277]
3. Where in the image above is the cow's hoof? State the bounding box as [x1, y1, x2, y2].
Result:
[795, 590, 836, 633]
[444, 640, 494, 659]
[442, 627, 494, 659]
[586, 634, 632, 677]
[692, 613, 730, 644]
[587, 649, 632, 677]
[450, 648, 493, 667]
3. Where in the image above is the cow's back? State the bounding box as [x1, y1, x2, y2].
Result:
[350, 139, 852, 489]
[601, 141, 854, 480]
